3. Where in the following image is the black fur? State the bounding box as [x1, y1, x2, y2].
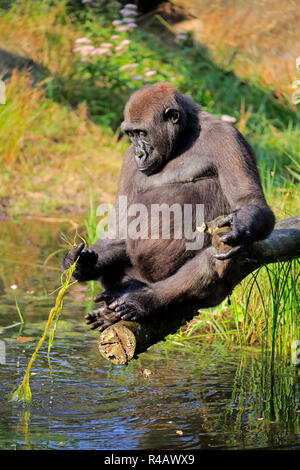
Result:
[62, 83, 275, 331]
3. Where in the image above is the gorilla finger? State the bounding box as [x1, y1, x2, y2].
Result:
[99, 325, 107, 332]
[94, 291, 116, 303]
[89, 320, 104, 330]
[85, 316, 104, 328]
[79, 248, 98, 260]
[99, 322, 114, 332]
[214, 245, 242, 260]
[84, 314, 93, 324]
[85, 306, 108, 323]
[101, 312, 118, 323]
[220, 230, 239, 244]
[70, 243, 85, 260]
[116, 306, 132, 317]
[114, 304, 129, 313]
[217, 214, 233, 228]
[109, 298, 126, 310]
[84, 311, 99, 323]
[120, 312, 135, 320]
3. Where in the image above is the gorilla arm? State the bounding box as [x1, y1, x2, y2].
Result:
[209, 123, 275, 259]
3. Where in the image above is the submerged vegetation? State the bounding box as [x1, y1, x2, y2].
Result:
[0, 0, 299, 367]
[10, 260, 78, 402]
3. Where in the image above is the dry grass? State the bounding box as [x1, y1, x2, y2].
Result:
[0, 71, 127, 216]
[0, 2, 76, 76]
[0, 2, 128, 216]
[170, 0, 300, 102]
[0, 71, 44, 164]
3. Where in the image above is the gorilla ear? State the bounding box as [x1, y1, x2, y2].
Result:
[164, 108, 180, 124]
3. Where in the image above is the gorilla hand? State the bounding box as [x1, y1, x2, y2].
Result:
[61, 243, 98, 281]
[214, 212, 252, 260]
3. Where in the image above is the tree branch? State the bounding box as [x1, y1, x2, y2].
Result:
[98, 215, 300, 364]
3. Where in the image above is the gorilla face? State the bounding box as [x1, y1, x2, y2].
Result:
[121, 107, 181, 176]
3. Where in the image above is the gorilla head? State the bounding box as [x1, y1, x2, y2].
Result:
[121, 83, 200, 175]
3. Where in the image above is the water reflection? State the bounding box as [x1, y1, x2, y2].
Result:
[0, 220, 299, 450]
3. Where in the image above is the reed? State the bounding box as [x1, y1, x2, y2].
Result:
[9, 261, 78, 403]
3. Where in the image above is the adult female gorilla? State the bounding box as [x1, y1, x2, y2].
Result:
[62, 83, 275, 331]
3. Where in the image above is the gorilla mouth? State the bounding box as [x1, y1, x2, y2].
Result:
[138, 160, 161, 175]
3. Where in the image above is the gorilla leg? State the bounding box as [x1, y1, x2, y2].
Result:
[86, 246, 237, 331]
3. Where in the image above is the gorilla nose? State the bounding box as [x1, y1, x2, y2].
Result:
[135, 151, 147, 161]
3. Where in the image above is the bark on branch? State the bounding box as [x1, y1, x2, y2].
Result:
[98, 215, 300, 364]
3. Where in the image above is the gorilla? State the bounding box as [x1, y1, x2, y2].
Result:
[62, 83, 275, 331]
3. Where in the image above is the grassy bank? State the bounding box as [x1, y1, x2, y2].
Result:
[0, 0, 299, 217]
[0, 0, 299, 361]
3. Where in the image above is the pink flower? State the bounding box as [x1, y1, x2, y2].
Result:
[121, 8, 137, 16]
[296, 57, 300, 70]
[100, 42, 113, 48]
[120, 64, 131, 71]
[117, 25, 130, 32]
[132, 75, 143, 80]
[221, 114, 237, 123]
[120, 39, 131, 46]
[111, 34, 120, 39]
[79, 45, 95, 56]
[75, 37, 92, 44]
[119, 63, 138, 71]
[124, 3, 137, 8]
[145, 70, 157, 77]
[92, 48, 109, 56]
[127, 22, 137, 28]
[112, 20, 122, 26]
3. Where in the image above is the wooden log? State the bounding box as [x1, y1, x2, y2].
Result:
[98, 215, 300, 364]
[98, 303, 196, 365]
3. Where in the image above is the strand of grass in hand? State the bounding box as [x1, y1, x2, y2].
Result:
[10, 261, 78, 403]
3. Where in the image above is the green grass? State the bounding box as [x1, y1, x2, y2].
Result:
[202, 260, 299, 363]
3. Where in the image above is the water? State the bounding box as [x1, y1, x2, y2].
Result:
[0, 220, 299, 450]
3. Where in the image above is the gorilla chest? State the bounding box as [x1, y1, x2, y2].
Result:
[125, 155, 228, 282]
[126, 180, 224, 283]
[134, 152, 216, 194]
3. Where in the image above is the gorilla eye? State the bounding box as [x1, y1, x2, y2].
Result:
[139, 131, 147, 137]
[164, 108, 180, 124]
[126, 131, 134, 138]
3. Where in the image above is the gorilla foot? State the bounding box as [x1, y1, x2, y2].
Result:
[84, 305, 120, 332]
[93, 287, 160, 324]
[107, 298, 139, 321]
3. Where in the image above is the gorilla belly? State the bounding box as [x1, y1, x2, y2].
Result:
[125, 180, 228, 282]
